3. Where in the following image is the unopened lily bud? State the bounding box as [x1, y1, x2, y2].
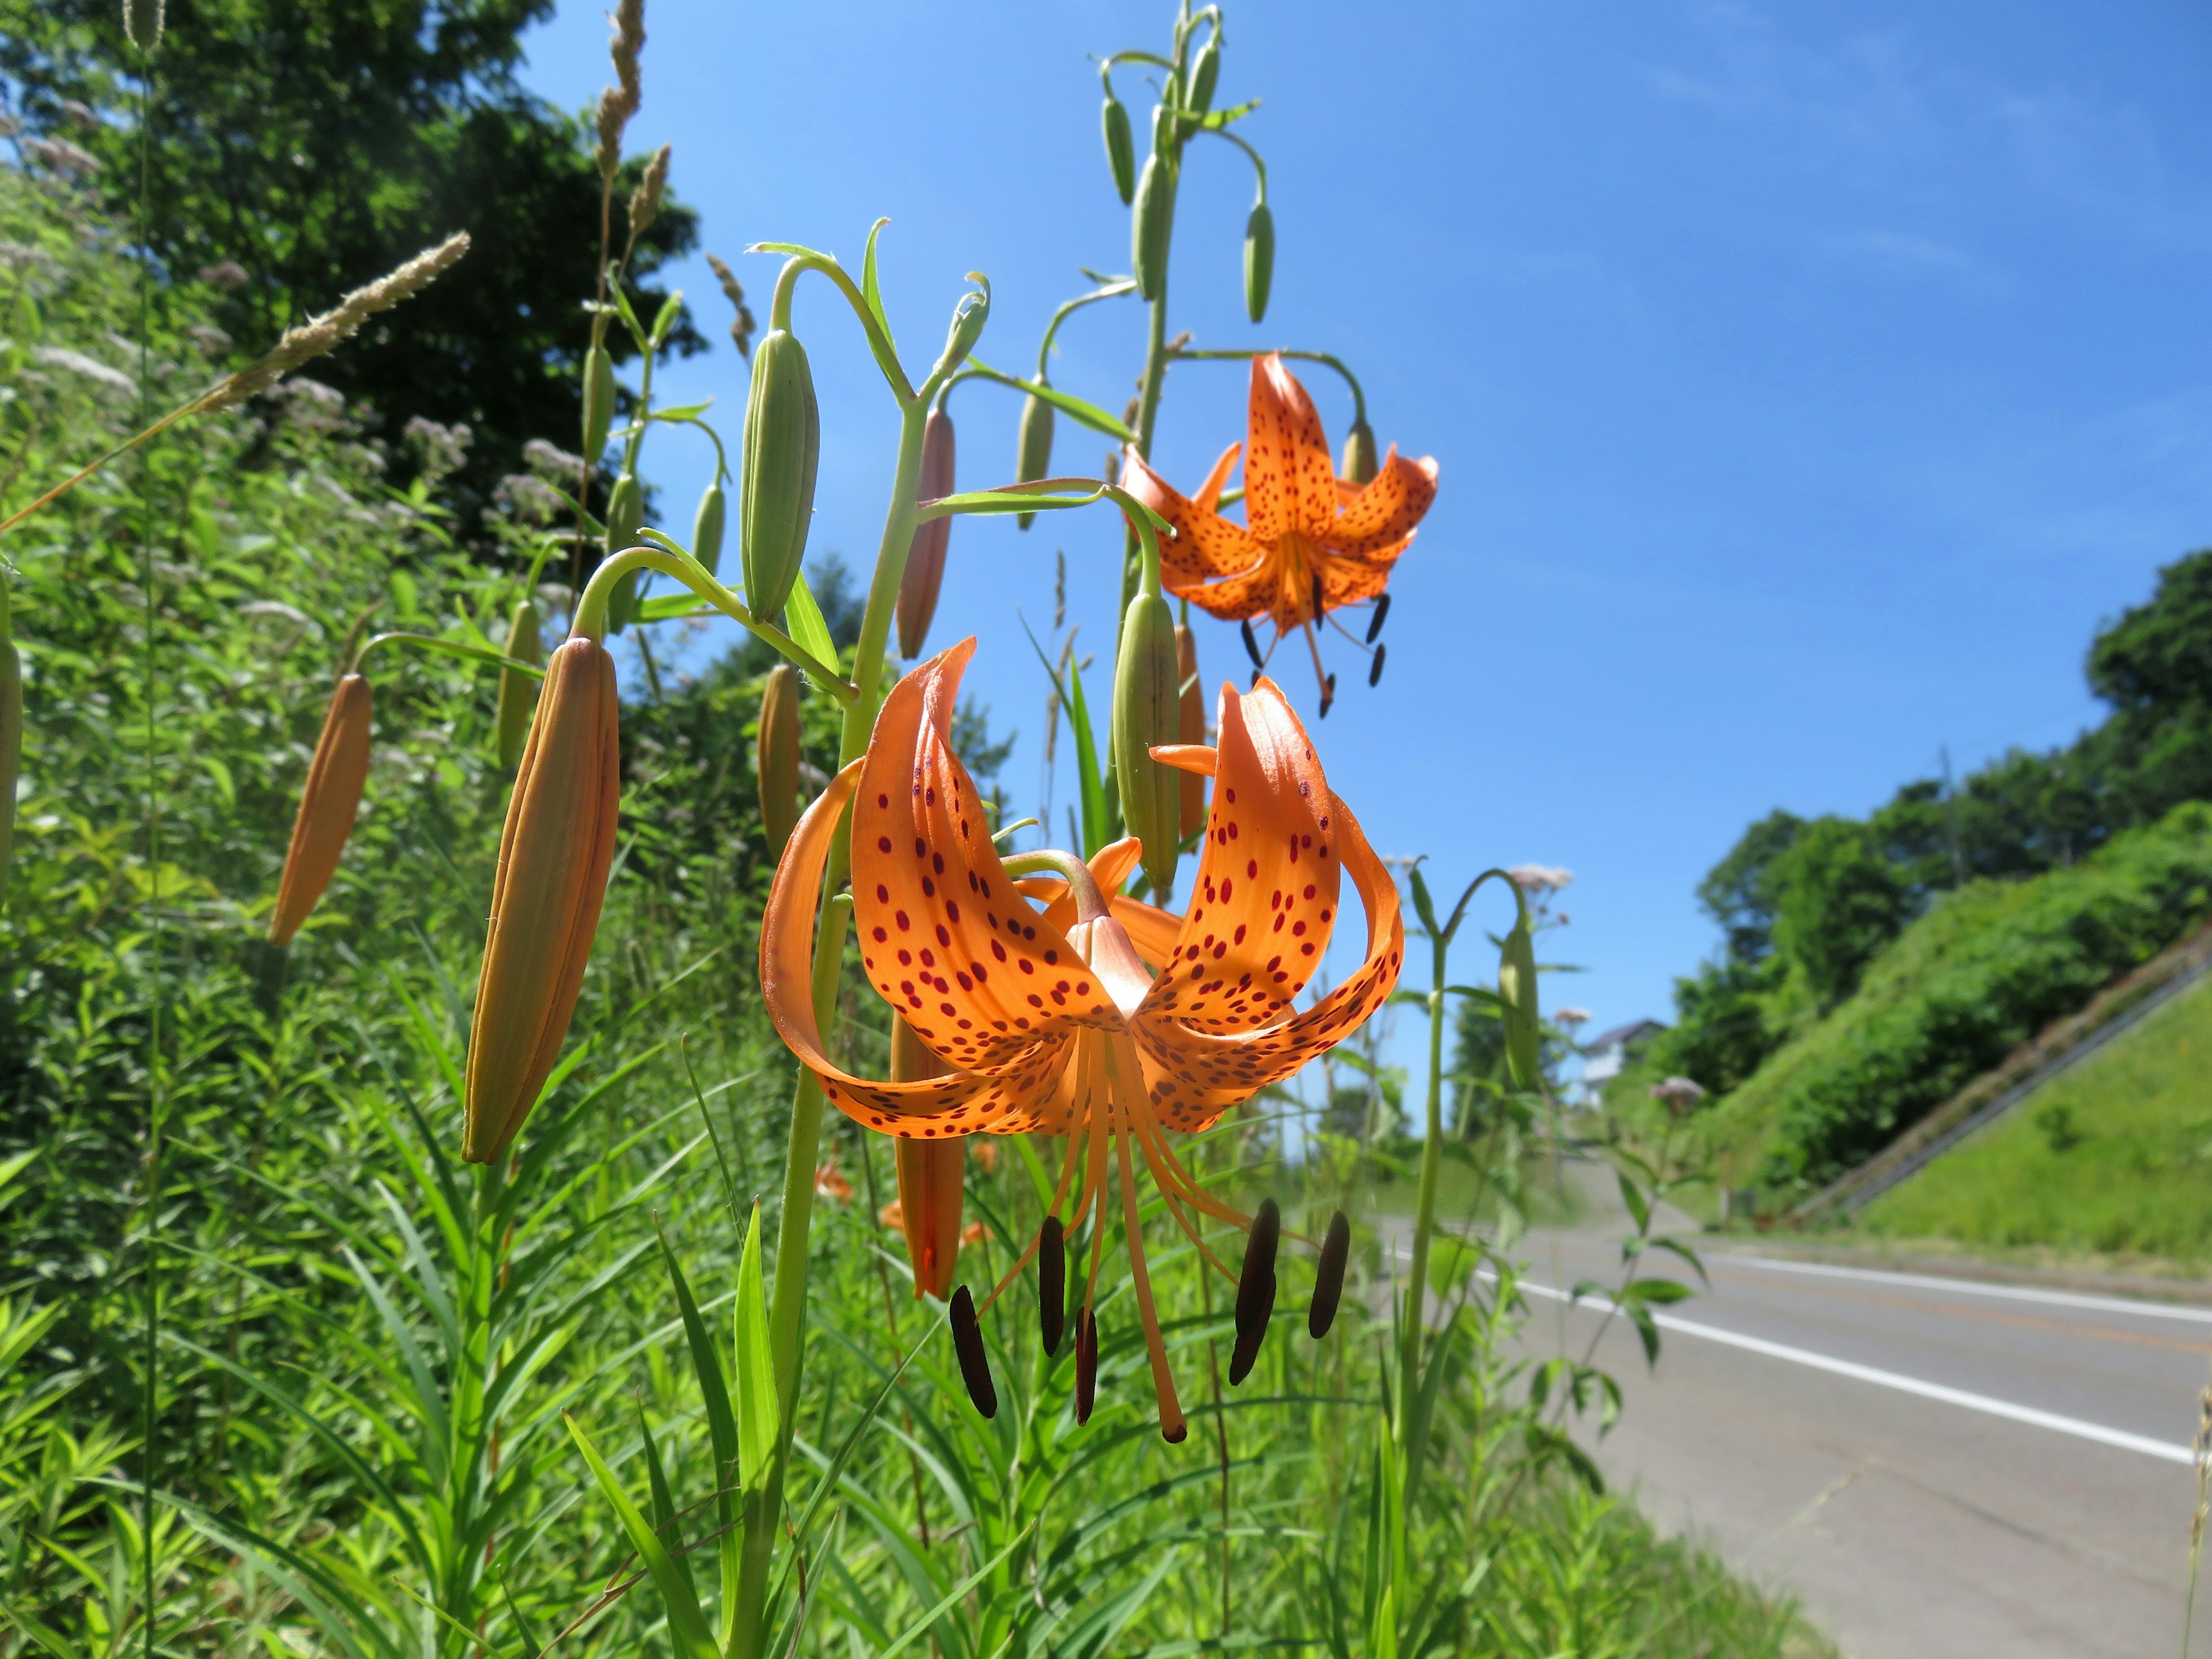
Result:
[1112, 589, 1182, 897]
[1101, 93, 1137, 205]
[269, 674, 372, 946]
[740, 327, 820, 621]
[1499, 911, 1541, 1091]
[1188, 35, 1221, 114]
[123, 0, 163, 49]
[495, 599, 543, 770]
[603, 471, 643, 631]
[898, 411, 955, 658]
[1342, 419, 1378, 486]
[1132, 153, 1176, 303]
[1243, 199, 1274, 324]
[463, 637, 621, 1164]
[693, 476, 728, 580]
[891, 1017, 966, 1300]
[942, 287, 989, 368]
[582, 344, 615, 460]
[1014, 390, 1054, 530]
[1175, 623, 1205, 837]
[757, 661, 800, 858]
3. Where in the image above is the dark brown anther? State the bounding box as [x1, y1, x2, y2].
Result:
[1074, 1308, 1100, 1425]
[950, 1286, 998, 1419]
[1319, 674, 1336, 718]
[1162, 1416, 1188, 1444]
[1230, 1197, 1281, 1389]
[1309, 574, 1325, 624]
[1240, 619, 1264, 669]
[1368, 644, 1387, 688]
[1038, 1217, 1066, 1357]
[1366, 593, 1391, 644]
[1250, 666, 1263, 690]
[1309, 1210, 1351, 1339]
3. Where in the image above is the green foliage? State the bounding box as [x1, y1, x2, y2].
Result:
[2, 0, 705, 502]
[1859, 974, 2212, 1262]
[1709, 801, 2212, 1191]
[1768, 817, 1909, 1009]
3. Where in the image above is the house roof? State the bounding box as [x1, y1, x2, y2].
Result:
[1588, 1018, 1666, 1051]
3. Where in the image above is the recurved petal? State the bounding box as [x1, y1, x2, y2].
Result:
[1317, 550, 1398, 613]
[1136, 676, 1341, 1036]
[1173, 559, 1279, 624]
[892, 1020, 968, 1298]
[1325, 448, 1437, 558]
[1108, 894, 1182, 968]
[1132, 789, 1406, 1131]
[1243, 354, 1339, 544]
[1121, 449, 1270, 581]
[853, 641, 1126, 1076]
[1192, 442, 1242, 513]
[761, 757, 1069, 1136]
[1038, 836, 1144, 935]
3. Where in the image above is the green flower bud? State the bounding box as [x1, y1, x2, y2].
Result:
[693, 476, 728, 580]
[123, 0, 163, 49]
[1132, 154, 1177, 304]
[1112, 589, 1182, 898]
[1188, 36, 1221, 114]
[1150, 101, 1178, 159]
[603, 471, 643, 631]
[1102, 94, 1137, 205]
[1243, 199, 1274, 324]
[1342, 419, 1379, 486]
[897, 411, 955, 659]
[740, 327, 821, 622]
[1499, 912, 1541, 1091]
[582, 343, 616, 461]
[942, 287, 989, 368]
[495, 598, 543, 771]
[1014, 391, 1055, 531]
[758, 662, 801, 859]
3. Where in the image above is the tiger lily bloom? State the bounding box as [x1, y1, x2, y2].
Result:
[760, 638, 1404, 1439]
[1120, 353, 1437, 715]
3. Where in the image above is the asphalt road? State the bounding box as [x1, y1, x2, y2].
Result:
[1418, 1157, 2211, 1658]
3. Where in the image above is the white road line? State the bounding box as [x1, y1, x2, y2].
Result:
[1714, 1253, 2212, 1325]
[1514, 1276, 2195, 1467]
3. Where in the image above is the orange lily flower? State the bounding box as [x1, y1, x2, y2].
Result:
[1120, 353, 1437, 715]
[760, 638, 1404, 1439]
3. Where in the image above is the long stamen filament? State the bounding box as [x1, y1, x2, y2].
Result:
[1113, 1115, 1186, 1442]
[978, 1118, 1086, 1315]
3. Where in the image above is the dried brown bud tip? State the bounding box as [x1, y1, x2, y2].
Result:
[269, 673, 373, 946]
[1075, 1308, 1100, 1425]
[1037, 1215, 1066, 1357]
[1309, 1210, 1351, 1339]
[950, 1286, 998, 1418]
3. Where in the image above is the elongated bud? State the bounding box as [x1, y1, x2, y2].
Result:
[949, 1285, 998, 1418]
[582, 344, 615, 460]
[1101, 93, 1137, 204]
[495, 599, 543, 771]
[1175, 624, 1205, 837]
[942, 287, 989, 368]
[603, 471, 644, 631]
[1499, 914, 1541, 1090]
[268, 674, 372, 946]
[692, 477, 727, 580]
[891, 1018, 967, 1299]
[1243, 200, 1274, 324]
[1037, 1215, 1066, 1356]
[1112, 589, 1182, 897]
[1342, 419, 1379, 486]
[1132, 153, 1176, 304]
[1309, 1209, 1351, 1339]
[757, 661, 800, 858]
[1229, 1197, 1279, 1385]
[898, 410, 955, 658]
[124, 0, 163, 48]
[1014, 392, 1055, 531]
[1075, 1308, 1100, 1425]
[1189, 35, 1221, 113]
[740, 327, 820, 620]
[463, 637, 620, 1164]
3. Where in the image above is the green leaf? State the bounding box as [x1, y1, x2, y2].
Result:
[861, 217, 896, 356]
[565, 1415, 720, 1659]
[649, 290, 684, 349]
[1615, 1171, 1650, 1234]
[1066, 654, 1109, 858]
[733, 1202, 779, 1491]
[963, 357, 1134, 441]
[1623, 1277, 1693, 1306]
[656, 1222, 740, 1562]
[650, 399, 716, 422]
[635, 1400, 695, 1603]
[877, 1525, 1036, 1659]
[783, 569, 840, 678]
[637, 593, 714, 624]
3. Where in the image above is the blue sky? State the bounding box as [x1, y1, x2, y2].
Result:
[514, 1, 2212, 1101]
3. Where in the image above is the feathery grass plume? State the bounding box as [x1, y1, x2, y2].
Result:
[705, 252, 756, 358]
[626, 143, 670, 246]
[205, 233, 471, 414]
[494, 599, 543, 770]
[889, 1017, 965, 1299]
[897, 408, 955, 658]
[756, 661, 800, 858]
[268, 674, 372, 946]
[594, 0, 647, 177]
[463, 637, 620, 1164]
[123, 0, 163, 49]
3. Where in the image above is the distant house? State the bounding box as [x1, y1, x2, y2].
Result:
[1579, 1019, 1666, 1101]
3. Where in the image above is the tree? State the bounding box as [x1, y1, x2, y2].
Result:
[2, 0, 705, 509]
[2088, 549, 2212, 714]
[1649, 957, 1778, 1096]
[1695, 809, 1802, 965]
[1769, 816, 1908, 1007]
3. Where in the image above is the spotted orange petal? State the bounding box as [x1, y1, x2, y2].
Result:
[1120, 449, 1267, 582]
[1244, 353, 1338, 544]
[1325, 447, 1438, 559]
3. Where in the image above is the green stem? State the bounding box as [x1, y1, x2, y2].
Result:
[1172, 347, 1369, 429]
[572, 544, 853, 696]
[1399, 931, 1447, 1505]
